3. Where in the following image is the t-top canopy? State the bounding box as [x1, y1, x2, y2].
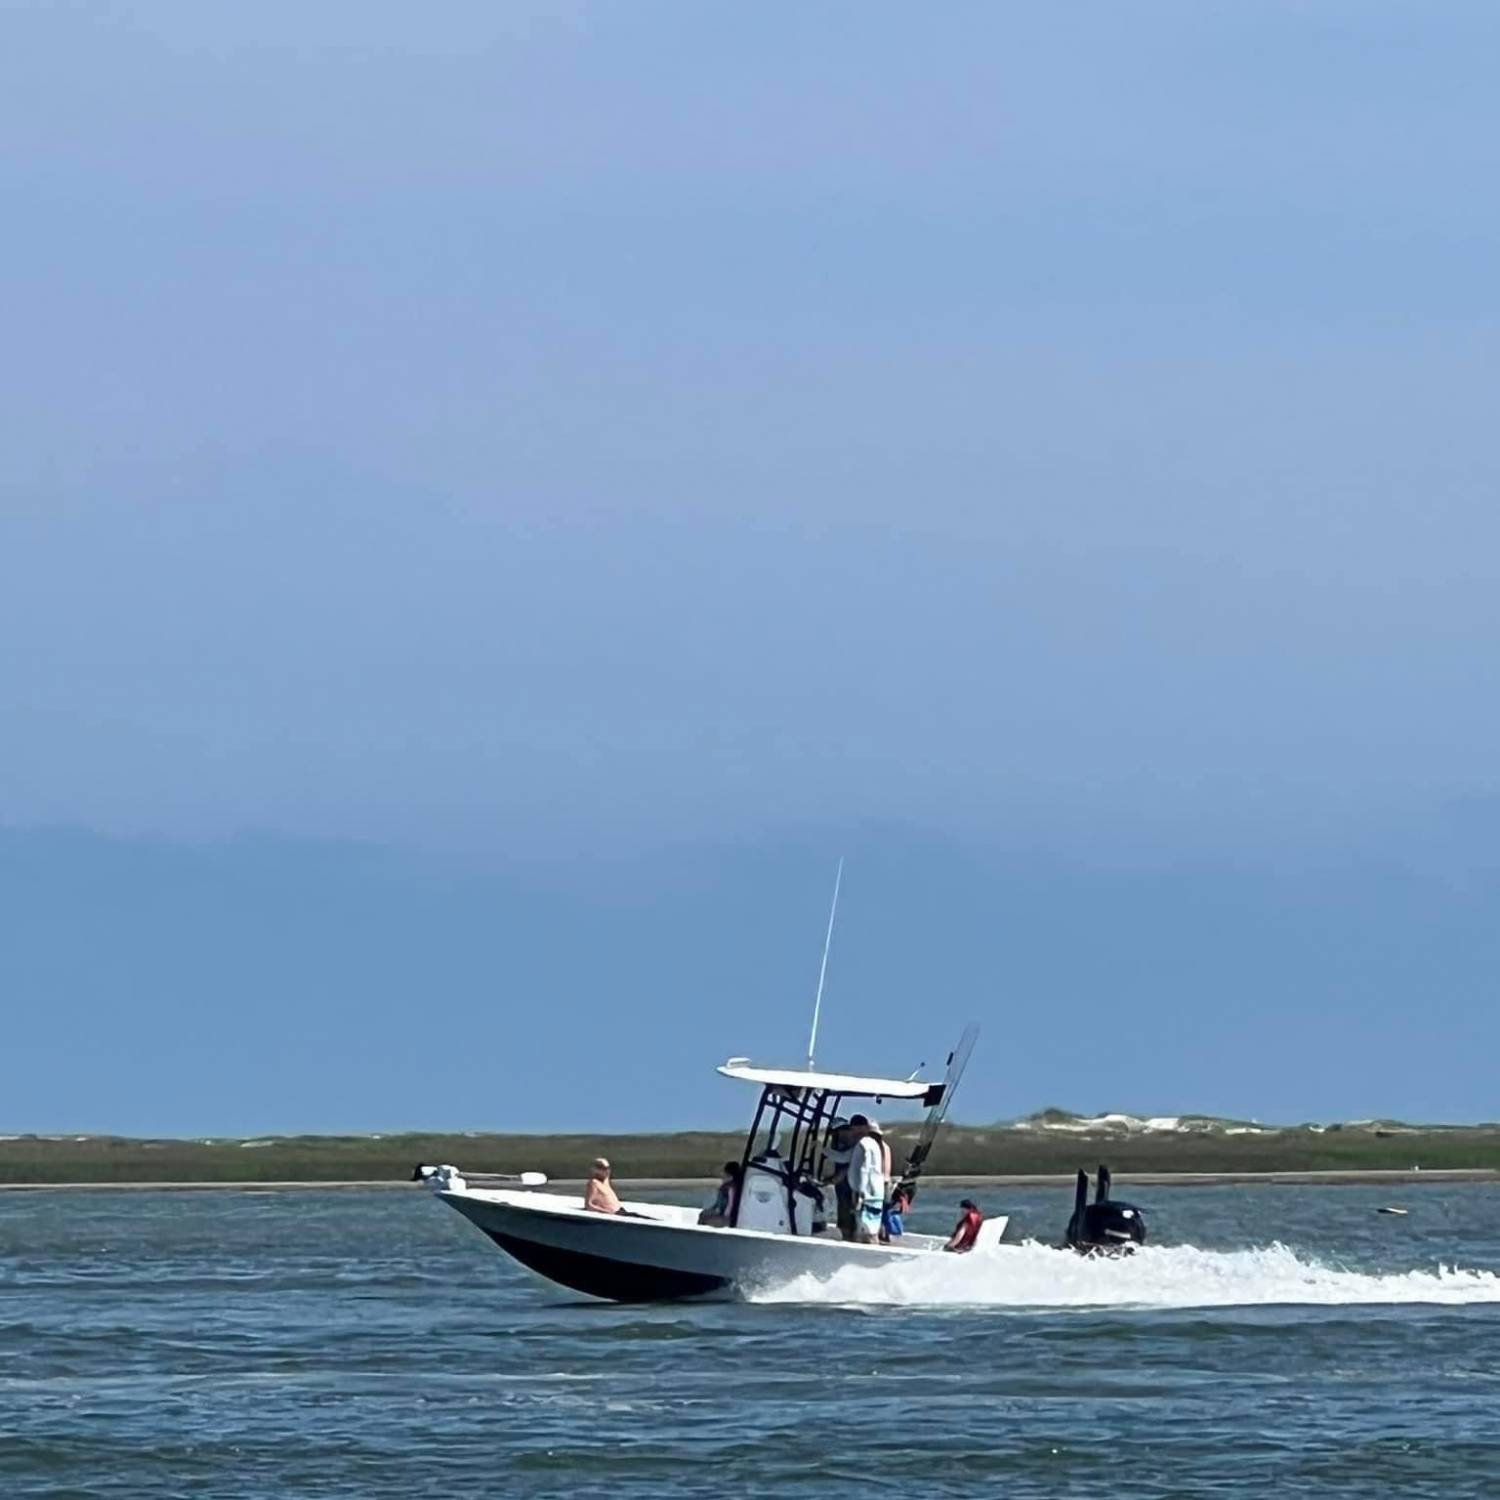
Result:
[717, 1061, 936, 1101]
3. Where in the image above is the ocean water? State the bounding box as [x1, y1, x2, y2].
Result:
[3, 1181, 1500, 1497]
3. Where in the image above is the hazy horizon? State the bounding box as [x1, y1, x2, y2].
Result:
[6, 822, 1499, 1135]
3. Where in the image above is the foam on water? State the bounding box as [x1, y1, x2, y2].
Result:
[748, 1240, 1500, 1309]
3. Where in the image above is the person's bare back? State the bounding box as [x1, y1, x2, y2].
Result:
[584, 1157, 621, 1214]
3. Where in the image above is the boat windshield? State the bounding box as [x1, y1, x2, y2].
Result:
[730, 1085, 855, 1234]
[742, 1086, 838, 1178]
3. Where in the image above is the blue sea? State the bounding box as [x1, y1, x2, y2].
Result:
[3, 1181, 1499, 1497]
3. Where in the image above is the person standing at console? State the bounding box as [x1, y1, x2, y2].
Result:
[827, 1118, 856, 1239]
[847, 1115, 887, 1244]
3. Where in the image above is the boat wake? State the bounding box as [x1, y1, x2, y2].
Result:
[747, 1241, 1500, 1310]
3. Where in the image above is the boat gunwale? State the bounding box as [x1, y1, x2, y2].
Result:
[439, 1184, 952, 1258]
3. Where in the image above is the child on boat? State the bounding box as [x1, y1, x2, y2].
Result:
[881, 1185, 910, 1242]
[944, 1198, 983, 1253]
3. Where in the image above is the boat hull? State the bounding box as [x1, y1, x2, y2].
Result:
[438, 1188, 999, 1303]
[484, 1226, 731, 1301]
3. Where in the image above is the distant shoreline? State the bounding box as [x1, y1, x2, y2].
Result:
[3, 1168, 1496, 1193]
[3, 1125, 1497, 1186]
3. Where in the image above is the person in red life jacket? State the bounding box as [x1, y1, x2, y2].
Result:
[944, 1198, 983, 1253]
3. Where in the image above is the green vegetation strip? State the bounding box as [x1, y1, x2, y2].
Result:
[2, 1125, 1497, 1185]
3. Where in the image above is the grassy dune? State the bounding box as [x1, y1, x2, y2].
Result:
[2, 1121, 1498, 1184]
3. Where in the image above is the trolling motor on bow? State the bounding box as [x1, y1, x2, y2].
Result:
[1065, 1165, 1147, 1254]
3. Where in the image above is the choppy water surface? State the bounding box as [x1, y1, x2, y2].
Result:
[4, 1182, 1500, 1497]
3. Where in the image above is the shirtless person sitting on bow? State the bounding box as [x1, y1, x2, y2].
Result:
[584, 1157, 622, 1214]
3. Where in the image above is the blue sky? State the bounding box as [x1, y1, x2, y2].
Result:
[3, 3, 1499, 1131]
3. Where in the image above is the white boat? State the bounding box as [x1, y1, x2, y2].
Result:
[422, 1041, 1007, 1302]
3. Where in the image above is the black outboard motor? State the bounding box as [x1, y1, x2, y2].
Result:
[1065, 1165, 1147, 1254]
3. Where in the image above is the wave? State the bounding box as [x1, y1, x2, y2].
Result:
[747, 1240, 1500, 1309]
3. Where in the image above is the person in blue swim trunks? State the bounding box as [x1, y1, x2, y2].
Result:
[881, 1184, 910, 1242]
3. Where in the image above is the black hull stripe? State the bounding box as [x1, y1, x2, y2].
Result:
[486, 1231, 730, 1302]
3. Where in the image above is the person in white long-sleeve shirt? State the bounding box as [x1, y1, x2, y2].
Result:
[846, 1115, 888, 1243]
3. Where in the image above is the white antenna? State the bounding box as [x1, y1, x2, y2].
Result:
[806, 857, 844, 1070]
